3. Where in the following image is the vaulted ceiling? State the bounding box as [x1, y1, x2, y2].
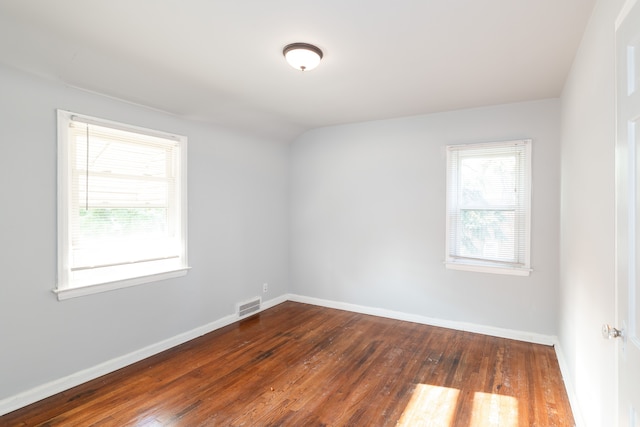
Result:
[0, 1, 596, 141]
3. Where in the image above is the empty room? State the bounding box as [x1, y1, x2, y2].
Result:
[0, 1, 638, 426]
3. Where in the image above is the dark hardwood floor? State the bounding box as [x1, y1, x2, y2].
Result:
[1, 301, 574, 426]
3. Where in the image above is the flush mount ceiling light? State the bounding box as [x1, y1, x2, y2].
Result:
[283, 43, 323, 71]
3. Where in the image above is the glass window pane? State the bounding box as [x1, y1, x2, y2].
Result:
[458, 210, 516, 262]
[460, 155, 516, 207]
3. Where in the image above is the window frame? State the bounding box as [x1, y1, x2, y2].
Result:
[445, 139, 532, 276]
[56, 110, 189, 300]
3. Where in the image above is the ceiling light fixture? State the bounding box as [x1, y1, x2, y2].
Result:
[283, 43, 323, 71]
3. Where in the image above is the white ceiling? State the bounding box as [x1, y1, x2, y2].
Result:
[0, 0, 596, 142]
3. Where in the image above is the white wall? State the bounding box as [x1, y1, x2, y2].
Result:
[0, 64, 289, 402]
[290, 99, 561, 335]
[559, 0, 623, 425]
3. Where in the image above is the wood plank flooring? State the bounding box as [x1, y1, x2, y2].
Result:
[0, 301, 575, 426]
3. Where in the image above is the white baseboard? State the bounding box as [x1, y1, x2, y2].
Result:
[287, 293, 555, 345]
[552, 340, 585, 427]
[0, 294, 288, 417]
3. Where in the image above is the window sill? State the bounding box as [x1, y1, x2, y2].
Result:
[54, 267, 191, 300]
[445, 261, 531, 276]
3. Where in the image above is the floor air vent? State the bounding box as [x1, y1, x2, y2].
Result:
[237, 297, 261, 318]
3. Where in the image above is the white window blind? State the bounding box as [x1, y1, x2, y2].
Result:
[57, 111, 188, 298]
[445, 139, 531, 275]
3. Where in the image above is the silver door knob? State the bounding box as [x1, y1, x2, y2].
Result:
[602, 324, 623, 339]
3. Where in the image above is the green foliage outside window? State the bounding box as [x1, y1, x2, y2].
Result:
[79, 208, 167, 239]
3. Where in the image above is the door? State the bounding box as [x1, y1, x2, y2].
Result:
[616, 0, 640, 425]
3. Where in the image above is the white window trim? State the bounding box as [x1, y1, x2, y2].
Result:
[444, 260, 532, 276]
[56, 110, 189, 300]
[54, 268, 190, 300]
[444, 139, 532, 276]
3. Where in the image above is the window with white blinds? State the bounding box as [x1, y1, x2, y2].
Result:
[445, 139, 531, 276]
[56, 110, 188, 299]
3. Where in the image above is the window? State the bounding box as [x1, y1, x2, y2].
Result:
[445, 139, 531, 276]
[56, 111, 188, 299]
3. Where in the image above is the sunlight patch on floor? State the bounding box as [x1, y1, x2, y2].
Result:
[397, 384, 519, 427]
[397, 384, 459, 426]
[469, 391, 518, 427]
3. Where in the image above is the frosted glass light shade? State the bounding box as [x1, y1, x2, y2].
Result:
[283, 43, 323, 71]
